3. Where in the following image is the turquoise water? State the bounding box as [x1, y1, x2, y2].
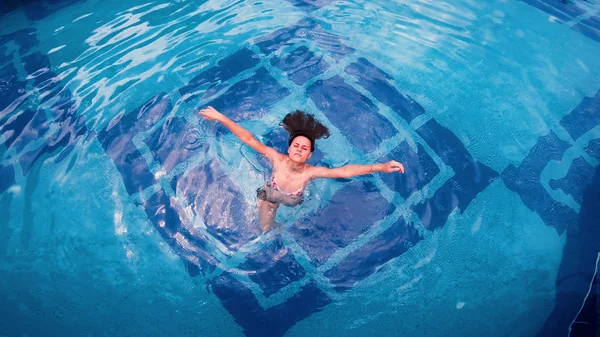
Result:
[1, 0, 600, 336]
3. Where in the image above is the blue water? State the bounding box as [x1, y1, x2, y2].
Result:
[1, 0, 600, 336]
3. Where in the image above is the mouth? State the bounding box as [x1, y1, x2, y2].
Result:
[294, 153, 301, 157]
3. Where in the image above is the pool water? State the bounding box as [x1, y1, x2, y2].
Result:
[1, 0, 600, 336]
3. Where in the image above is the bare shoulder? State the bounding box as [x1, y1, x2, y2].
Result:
[269, 151, 287, 166]
[264, 148, 285, 163]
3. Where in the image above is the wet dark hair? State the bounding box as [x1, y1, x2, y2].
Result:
[281, 110, 330, 152]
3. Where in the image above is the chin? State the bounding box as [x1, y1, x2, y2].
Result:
[289, 155, 307, 163]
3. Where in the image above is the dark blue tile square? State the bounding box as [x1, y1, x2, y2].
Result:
[286, 0, 335, 11]
[413, 160, 498, 230]
[502, 132, 576, 234]
[179, 47, 260, 98]
[549, 157, 595, 204]
[378, 141, 440, 199]
[573, 19, 600, 43]
[143, 188, 218, 276]
[240, 237, 306, 297]
[345, 58, 425, 122]
[171, 160, 261, 250]
[559, 90, 600, 141]
[18, 129, 72, 175]
[207, 67, 291, 123]
[255, 19, 319, 55]
[144, 117, 207, 174]
[270, 46, 330, 85]
[520, 0, 585, 22]
[289, 180, 394, 265]
[211, 272, 331, 337]
[307, 75, 396, 153]
[0, 163, 15, 194]
[254, 19, 354, 60]
[0, 64, 27, 113]
[0, 110, 35, 149]
[0, 28, 38, 54]
[584, 139, 600, 160]
[416, 118, 475, 172]
[98, 94, 172, 194]
[22, 52, 53, 87]
[324, 217, 423, 291]
[24, 0, 85, 21]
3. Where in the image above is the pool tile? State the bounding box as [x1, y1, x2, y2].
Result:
[289, 180, 395, 266]
[0, 163, 15, 194]
[0, 30, 88, 176]
[413, 118, 500, 230]
[0, 63, 27, 114]
[171, 160, 261, 250]
[211, 272, 331, 337]
[0, 109, 36, 149]
[324, 217, 423, 291]
[549, 157, 595, 204]
[520, 0, 586, 22]
[416, 118, 476, 172]
[254, 18, 354, 60]
[377, 141, 440, 199]
[307, 75, 396, 153]
[0, 28, 38, 54]
[98, 93, 172, 194]
[144, 116, 207, 174]
[502, 131, 577, 234]
[345, 58, 425, 123]
[573, 15, 600, 43]
[179, 47, 260, 99]
[286, 0, 336, 12]
[17, 97, 84, 176]
[5, 108, 51, 155]
[22, 52, 53, 88]
[239, 238, 306, 297]
[207, 67, 291, 123]
[270, 46, 330, 85]
[143, 188, 218, 276]
[18, 131, 71, 175]
[21, 0, 85, 21]
[413, 159, 498, 230]
[0, 46, 11, 65]
[584, 139, 600, 160]
[559, 90, 600, 140]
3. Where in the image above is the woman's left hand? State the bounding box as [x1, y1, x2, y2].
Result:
[382, 160, 405, 173]
[199, 106, 224, 121]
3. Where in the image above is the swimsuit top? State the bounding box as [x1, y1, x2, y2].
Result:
[270, 161, 307, 197]
[271, 175, 303, 197]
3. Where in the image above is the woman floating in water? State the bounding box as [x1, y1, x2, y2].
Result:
[199, 106, 405, 232]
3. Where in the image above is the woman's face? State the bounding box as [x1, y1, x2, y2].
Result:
[288, 136, 312, 163]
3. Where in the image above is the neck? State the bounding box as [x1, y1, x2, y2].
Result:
[286, 156, 306, 171]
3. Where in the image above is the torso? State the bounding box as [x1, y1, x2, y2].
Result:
[271, 155, 312, 196]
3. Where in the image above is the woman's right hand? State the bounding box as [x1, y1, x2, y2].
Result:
[199, 106, 223, 121]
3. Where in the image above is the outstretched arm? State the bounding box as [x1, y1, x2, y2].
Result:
[310, 161, 404, 179]
[199, 106, 280, 161]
